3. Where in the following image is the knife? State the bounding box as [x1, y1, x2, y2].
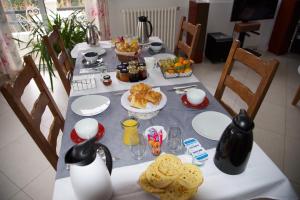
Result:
[167, 84, 197, 91]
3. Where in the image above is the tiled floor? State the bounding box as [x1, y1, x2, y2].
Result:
[0, 52, 299, 199]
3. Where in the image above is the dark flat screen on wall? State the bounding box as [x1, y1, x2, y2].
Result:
[230, 0, 279, 22]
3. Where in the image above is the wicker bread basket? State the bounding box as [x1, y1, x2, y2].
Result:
[115, 48, 141, 62]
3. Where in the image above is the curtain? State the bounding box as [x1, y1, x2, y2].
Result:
[85, 0, 111, 40]
[0, 2, 22, 78]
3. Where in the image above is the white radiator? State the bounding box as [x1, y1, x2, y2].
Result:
[121, 7, 178, 51]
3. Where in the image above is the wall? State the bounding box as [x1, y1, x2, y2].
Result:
[109, 0, 189, 38]
[206, 0, 281, 51]
[108, 0, 281, 51]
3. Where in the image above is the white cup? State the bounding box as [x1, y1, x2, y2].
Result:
[84, 52, 98, 64]
[75, 118, 98, 139]
[186, 88, 206, 105]
[150, 42, 163, 52]
[144, 57, 156, 69]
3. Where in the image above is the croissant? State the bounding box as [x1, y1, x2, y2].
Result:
[144, 90, 162, 105]
[130, 94, 148, 109]
[130, 83, 151, 95]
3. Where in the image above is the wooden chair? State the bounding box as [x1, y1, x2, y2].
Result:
[174, 16, 201, 60]
[0, 55, 65, 170]
[214, 40, 279, 120]
[292, 86, 300, 105]
[42, 25, 73, 95]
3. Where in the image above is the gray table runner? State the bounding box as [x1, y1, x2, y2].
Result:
[73, 47, 170, 76]
[56, 82, 230, 180]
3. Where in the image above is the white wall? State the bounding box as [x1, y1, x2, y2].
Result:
[108, 0, 281, 51]
[108, 0, 189, 38]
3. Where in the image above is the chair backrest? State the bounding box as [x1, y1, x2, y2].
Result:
[174, 16, 201, 60]
[0, 55, 65, 170]
[214, 40, 279, 120]
[42, 25, 73, 95]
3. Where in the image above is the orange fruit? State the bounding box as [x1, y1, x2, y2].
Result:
[183, 60, 190, 65]
[174, 62, 182, 67]
[184, 68, 192, 73]
[178, 57, 184, 63]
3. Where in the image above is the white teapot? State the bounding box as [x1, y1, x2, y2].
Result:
[65, 137, 113, 200]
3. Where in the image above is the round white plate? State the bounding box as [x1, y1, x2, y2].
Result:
[152, 53, 176, 62]
[192, 111, 231, 141]
[144, 126, 167, 141]
[120, 90, 167, 113]
[71, 95, 110, 116]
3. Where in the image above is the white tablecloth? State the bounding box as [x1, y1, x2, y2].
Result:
[70, 68, 199, 97]
[52, 143, 297, 200]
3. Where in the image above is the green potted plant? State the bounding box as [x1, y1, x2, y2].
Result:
[16, 9, 87, 90]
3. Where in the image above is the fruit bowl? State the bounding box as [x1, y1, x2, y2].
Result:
[158, 57, 193, 79]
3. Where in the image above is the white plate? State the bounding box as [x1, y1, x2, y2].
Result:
[120, 89, 167, 114]
[152, 53, 176, 62]
[71, 95, 110, 116]
[144, 126, 167, 141]
[192, 111, 231, 141]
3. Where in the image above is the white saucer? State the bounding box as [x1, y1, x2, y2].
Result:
[71, 95, 110, 116]
[192, 111, 231, 141]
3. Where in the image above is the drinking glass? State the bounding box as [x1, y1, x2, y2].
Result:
[130, 134, 147, 160]
[167, 127, 183, 153]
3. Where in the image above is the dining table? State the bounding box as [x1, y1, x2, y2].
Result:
[52, 39, 298, 200]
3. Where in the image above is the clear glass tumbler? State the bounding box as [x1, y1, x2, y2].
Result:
[167, 127, 183, 153]
[130, 134, 147, 160]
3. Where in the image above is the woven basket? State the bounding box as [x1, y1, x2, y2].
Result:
[115, 49, 140, 62]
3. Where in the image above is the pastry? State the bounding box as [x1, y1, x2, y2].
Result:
[145, 90, 162, 105]
[130, 94, 148, 109]
[130, 83, 151, 95]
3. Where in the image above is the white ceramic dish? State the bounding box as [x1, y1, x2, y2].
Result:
[84, 52, 98, 63]
[74, 118, 98, 139]
[187, 88, 206, 105]
[144, 126, 167, 141]
[152, 53, 176, 63]
[192, 111, 231, 140]
[150, 42, 163, 52]
[71, 95, 110, 116]
[120, 90, 167, 114]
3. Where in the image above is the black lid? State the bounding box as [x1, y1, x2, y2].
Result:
[117, 65, 123, 70]
[138, 62, 146, 66]
[103, 75, 111, 80]
[138, 16, 148, 22]
[65, 137, 98, 166]
[121, 62, 129, 67]
[121, 68, 128, 73]
[233, 109, 254, 131]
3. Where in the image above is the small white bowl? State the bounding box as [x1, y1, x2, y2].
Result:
[84, 52, 98, 64]
[187, 88, 206, 105]
[150, 42, 163, 52]
[75, 118, 98, 139]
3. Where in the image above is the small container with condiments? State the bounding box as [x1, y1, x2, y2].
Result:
[119, 68, 129, 82]
[116, 65, 123, 79]
[102, 75, 112, 86]
[129, 68, 140, 82]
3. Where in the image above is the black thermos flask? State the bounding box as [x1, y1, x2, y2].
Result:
[214, 109, 254, 175]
